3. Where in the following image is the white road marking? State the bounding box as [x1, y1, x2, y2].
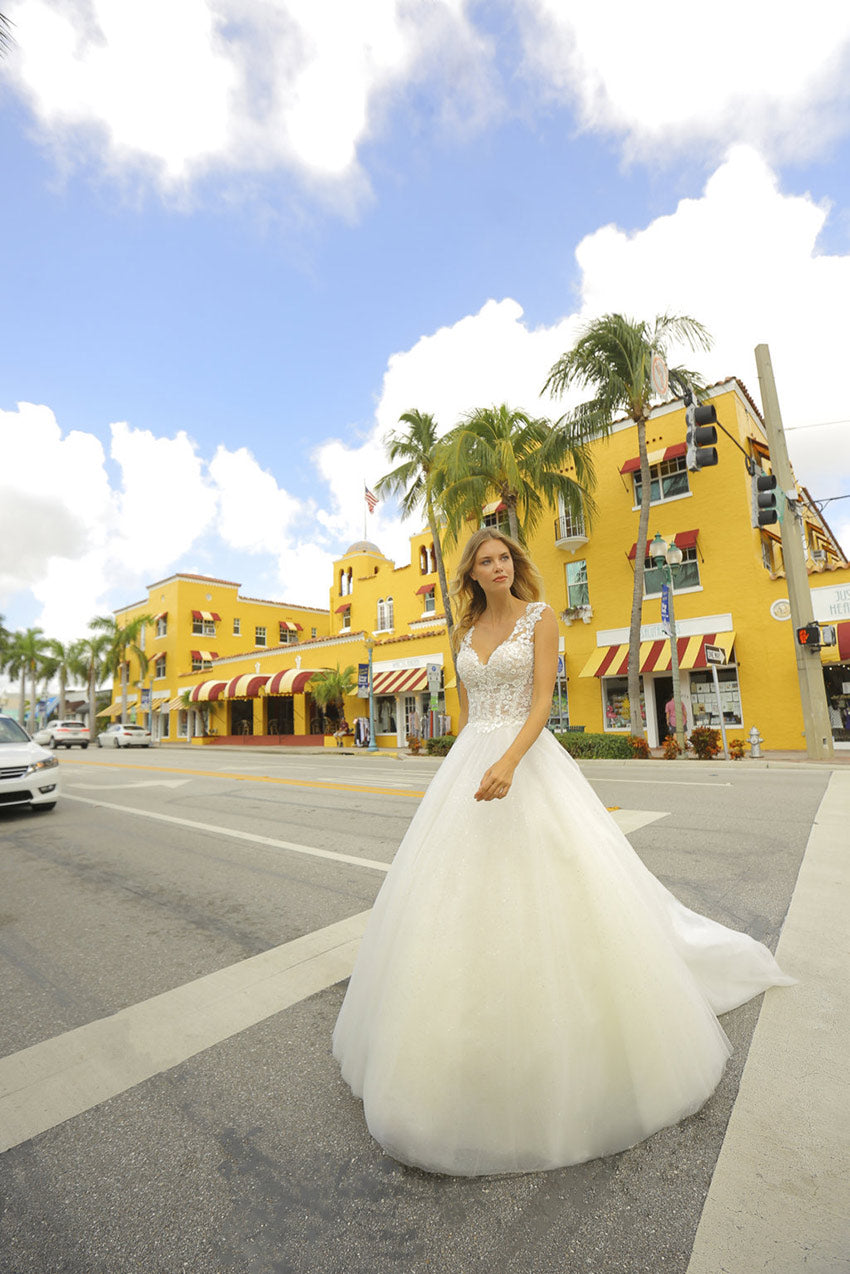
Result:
[592, 777, 731, 788]
[0, 911, 371, 1153]
[68, 780, 190, 791]
[62, 794, 392, 873]
[611, 810, 668, 834]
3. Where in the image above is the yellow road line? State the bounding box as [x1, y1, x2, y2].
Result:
[63, 757, 425, 799]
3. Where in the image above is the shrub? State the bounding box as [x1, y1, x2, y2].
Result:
[629, 735, 651, 759]
[728, 737, 746, 760]
[425, 734, 456, 756]
[688, 726, 721, 760]
[554, 731, 633, 759]
[661, 734, 681, 760]
[406, 733, 422, 754]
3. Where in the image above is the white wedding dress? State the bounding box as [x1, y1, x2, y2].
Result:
[333, 602, 793, 1176]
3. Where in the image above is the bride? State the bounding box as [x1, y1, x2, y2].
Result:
[333, 527, 793, 1176]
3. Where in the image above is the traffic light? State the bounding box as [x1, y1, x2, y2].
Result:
[752, 470, 779, 526]
[685, 402, 718, 471]
[796, 623, 821, 648]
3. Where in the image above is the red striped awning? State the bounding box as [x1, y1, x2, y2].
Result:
[266, 668, 320, 695]
[416, 584, 435, 595]
[482, 500, 508, 515]
[154, 611, 168, 621]
[224, 674, 269, 698]
[371, 667, 430, 695]
[335, 603, 351, 613]
[279, 620, 302, 632]
[190, 650, 219, 661]
[580, 631, 735, 677]
[189, 680, 227, 702]
[628, 529, 699, 560]
[620, 443, 687, 475]
[191, 610, 221, 622]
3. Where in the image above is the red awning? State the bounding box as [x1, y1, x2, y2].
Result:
[266, 668, 319, 695]
[191, 610, 221, 622]
[628, 529, 699, 560]
[279, 620, 303, 632]
[416, 584, 435, 595]
[190, 650, 219, 661]
[619, 443, 688, 475]
[372, 667, 430, 695]
[224, 674, 269, 698]
[189, 680, 227, 702]
[335, 603, 351, 613]
[154, 611, 167, 621]
[580, 631, 735, 677]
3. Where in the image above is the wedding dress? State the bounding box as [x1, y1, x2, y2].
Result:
[332, 602, 793, 1176]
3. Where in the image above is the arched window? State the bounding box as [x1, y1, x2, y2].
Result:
[420, 546, 428, 574]
[339, 569, 347, 596]
[347, 567, 353, 592]
[428, 543, 436, 573]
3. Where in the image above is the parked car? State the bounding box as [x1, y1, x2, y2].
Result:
[0, 715, 61, 812]
[97, 723, 152, 749]
[37, 720, 90, 749]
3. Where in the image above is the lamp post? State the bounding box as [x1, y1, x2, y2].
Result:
[364, 636, 378, 753]
[650, 533, 686, 753]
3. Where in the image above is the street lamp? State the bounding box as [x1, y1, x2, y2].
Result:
[650, 533, 686, 753]
[364, 636, 378, 753]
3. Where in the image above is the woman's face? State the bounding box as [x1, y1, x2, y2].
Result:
[471, 539, 514, 595]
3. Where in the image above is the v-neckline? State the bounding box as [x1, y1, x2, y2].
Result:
[467, 603, 530, 667]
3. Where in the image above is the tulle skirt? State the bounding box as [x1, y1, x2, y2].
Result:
[332, 725, 793, 1176]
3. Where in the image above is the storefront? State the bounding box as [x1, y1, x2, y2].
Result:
[812, 586, 850, 750]
[370, 657, 449, 746]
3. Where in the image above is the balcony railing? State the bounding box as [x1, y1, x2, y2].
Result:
[553, 514, 588, 549]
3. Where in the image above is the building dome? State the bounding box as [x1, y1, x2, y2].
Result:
[345, 540, 383, 556]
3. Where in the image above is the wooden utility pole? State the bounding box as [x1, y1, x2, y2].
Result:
[755, 344, 834, 760]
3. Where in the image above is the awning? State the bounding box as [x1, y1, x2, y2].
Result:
[191, 610, 221, 622]
[482, 500, 507, 516]
[224, 674, 269, 699]
[372, 667, 430, 695]
[416, 584, 435, 595]
[155, 699, 171, 713]
[165, 695, 187, 711]
[580, 631, 736, 677]
[97, 701, 125, 717]
[620, 443, 687, 475]
[628, 529, 699, 561]
[190, 650, 219, 661]
[189, 680, 227, 702]
[267, 668, 320, 695]
[154, 611, 168, 621]
[335, 603, 351, 613]
[279, 620, 302, 632]
[822, 621, 850, 663]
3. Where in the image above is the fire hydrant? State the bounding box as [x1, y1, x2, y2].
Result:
[748, 725, 764, 759]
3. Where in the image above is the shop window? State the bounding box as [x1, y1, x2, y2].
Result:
[548, 674, 569, 731]
[565, 560, 589, 608]
[643, 547, 700, 596]
[690, 668, 743, 728]
[376, 696, 397, 734]
[177, 710, 188, 737]
[633, 456, 690, 506]
[603, 677, 646, 732]
[192, 618, 216, 636]
[156, 616, 167, 638]
[233, 617, 241, 636]
[255, 626, 266, 647]
[154, 655, 166, 679]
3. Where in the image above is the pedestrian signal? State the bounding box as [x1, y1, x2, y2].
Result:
[685, 402, 719, 471]
[796, 623, 820, 648]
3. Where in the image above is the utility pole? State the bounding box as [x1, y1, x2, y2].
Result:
[754, 344, 834, 760]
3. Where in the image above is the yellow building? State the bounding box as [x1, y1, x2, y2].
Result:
[106, 379, 850, 753]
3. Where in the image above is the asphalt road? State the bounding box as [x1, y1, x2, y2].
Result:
[0, 747, 830, 1274]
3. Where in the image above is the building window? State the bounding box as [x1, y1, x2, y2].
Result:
[154, 655, 166, 679]
[340, 610, 351, 631]
[233, 617, 241, 636]
[255, 626, 266, 647]
[643, 547, 700, 596]
[377, 597, 394, 631]
[603, 677, 646, 732]
[556, 494, 586, 540]
[311, 626, 317, 638]
[192, 618, 216, 636]
[279, 624, 299, 645]
[690, 668, 742, 727]
[633, 456, 690, 506]
[565, 560, 589, 608]
[761, 537, 773, 572]
[191, 656, 213, 672]
[139, 625, 146, 651]
[177, 710, 188, 738]
[156, 616, 167, 638]
[423, 588, 436, 614]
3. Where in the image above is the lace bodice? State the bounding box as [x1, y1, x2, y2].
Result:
[457, 601, 547, 731]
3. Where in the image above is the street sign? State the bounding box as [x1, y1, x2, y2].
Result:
[358, 663, 369, 696]
[704, 644, 724, 665]
[660, 585, 670, 636]
[140, 688, 151, 708]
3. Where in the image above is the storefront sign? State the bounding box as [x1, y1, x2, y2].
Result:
[811, 583, 850, 622]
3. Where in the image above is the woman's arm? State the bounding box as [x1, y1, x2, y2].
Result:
[474, 606, 558, 802]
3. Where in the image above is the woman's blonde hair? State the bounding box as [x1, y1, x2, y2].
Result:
[449, 527, 543, 651]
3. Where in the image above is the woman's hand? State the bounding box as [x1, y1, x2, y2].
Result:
[474, 757, 516, 802]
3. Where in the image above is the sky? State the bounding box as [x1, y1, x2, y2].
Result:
[2, 0, 850, 650]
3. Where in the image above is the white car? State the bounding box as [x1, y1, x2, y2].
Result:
[0, 715, 61, 812]
[37, 720, 90, 749]
[97, 723, 152, 748]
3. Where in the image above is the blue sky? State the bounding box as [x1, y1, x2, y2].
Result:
[2, 0, 850, 647]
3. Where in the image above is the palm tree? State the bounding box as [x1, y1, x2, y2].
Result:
[0, 13, 13, 58]
[375, 409, 459, 669]
[309, 664, 357, 728]
[90, 614, 152, 723]
[70, 635, 110, 739]
[438, 403, 593, 544]
[543, 313, 712, 736]
[46, 638, 79, 721]
[2, 628, 49, 731]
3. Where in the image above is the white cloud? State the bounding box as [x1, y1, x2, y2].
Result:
[516, 1, 850, 162]
[6, 0, 491, 195]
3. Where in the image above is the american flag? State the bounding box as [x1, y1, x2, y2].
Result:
[364, 486, 379, 513]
